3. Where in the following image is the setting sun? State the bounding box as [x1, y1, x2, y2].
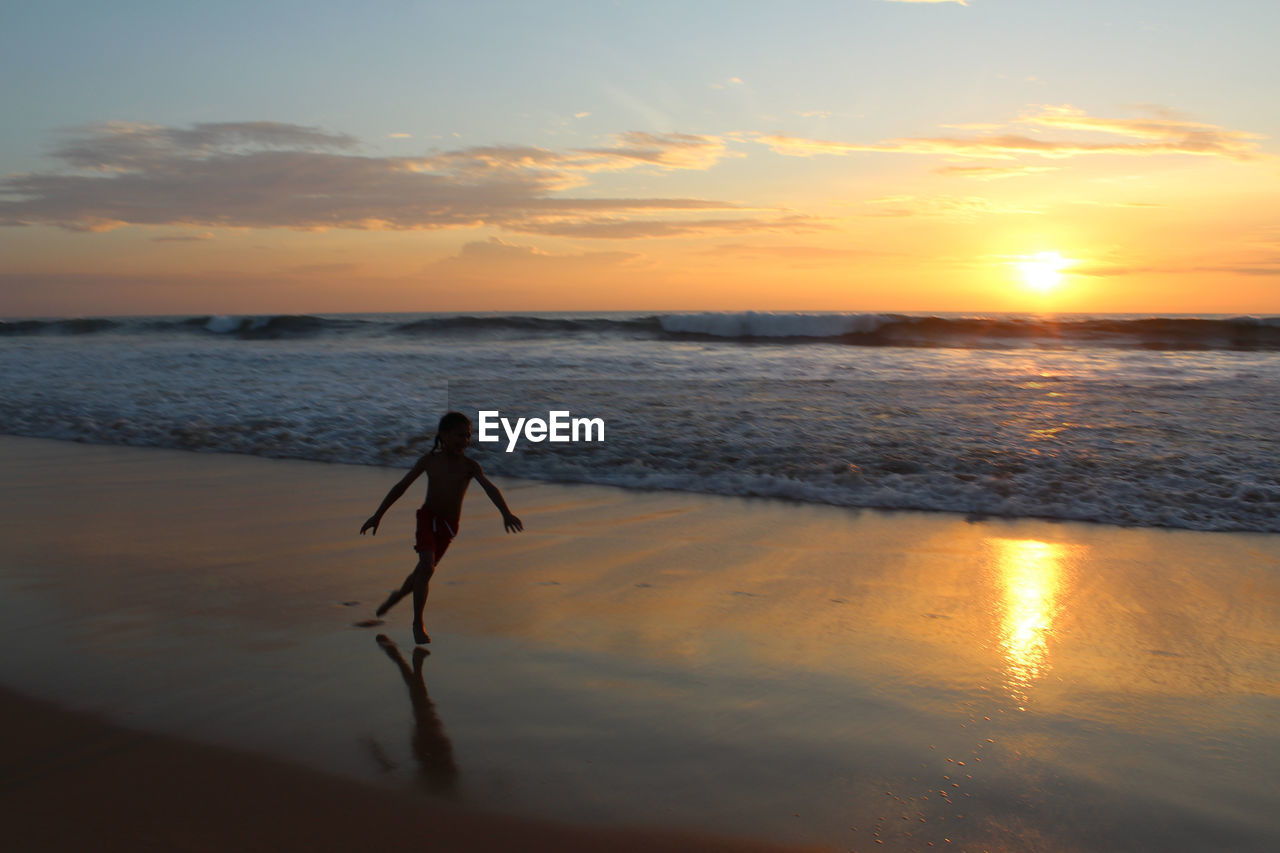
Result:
[1016, 252, 1071, 294]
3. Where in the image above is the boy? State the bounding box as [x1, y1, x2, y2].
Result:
[361, 412, 522, 644]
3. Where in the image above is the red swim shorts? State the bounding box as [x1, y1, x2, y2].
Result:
[415, 507, 459, 562]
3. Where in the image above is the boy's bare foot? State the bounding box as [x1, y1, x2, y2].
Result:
[412, 621, 431, 645]
[375, 591, 400, 617]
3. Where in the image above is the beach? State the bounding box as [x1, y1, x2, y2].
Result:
[7, 0, 1280, 848]
[2, 434, 1278, 851]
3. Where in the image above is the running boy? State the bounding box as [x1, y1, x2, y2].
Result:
[361, 411, 522, 644]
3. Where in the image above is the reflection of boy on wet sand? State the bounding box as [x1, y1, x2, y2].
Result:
[362, 411, 522, 644]
[374, 634, 459, 795]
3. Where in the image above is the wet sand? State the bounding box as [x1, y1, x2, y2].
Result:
[1, 435, 1278, 851]
[0, 686, 815, 852]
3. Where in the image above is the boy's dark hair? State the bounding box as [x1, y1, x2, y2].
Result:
[430, 411, 472, 453]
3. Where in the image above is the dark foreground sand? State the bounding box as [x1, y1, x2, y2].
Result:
[1, 435, 1278, 852]
[0, 686, 815, 852]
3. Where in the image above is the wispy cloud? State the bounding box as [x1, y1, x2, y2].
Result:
[1069, 238, 1280, 278]
[283, 262, 361, 276]
[151, 231, 215, 242]
[0, 121, 778, 237]
[710, 77, 745, 90]
[509, 213, 824, 239]
[697, 243, 875, 260]
[1074, 261, 1280, 278]
[934, 165, 1059, 180]
[865, 195, 1041, 218]
[576, 131, 735, 171]
[756, 105, 1267, 162]
[436, 237, 640, 267]
[1067, 199, 1161, 209]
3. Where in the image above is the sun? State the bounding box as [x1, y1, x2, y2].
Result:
[1016, 251, 1071, 293]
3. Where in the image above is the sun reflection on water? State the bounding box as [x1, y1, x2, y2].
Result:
[990, 539, 1069, 710]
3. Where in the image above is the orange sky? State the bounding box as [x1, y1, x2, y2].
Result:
[3, 2, 1278, 317]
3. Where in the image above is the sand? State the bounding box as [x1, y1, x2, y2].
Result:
[1, 435, 1278, 851]
[0, 686, 815, 852]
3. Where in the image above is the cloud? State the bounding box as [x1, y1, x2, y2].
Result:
[940, 123, 1005, 131]
[865, 195, 1040, 218]
[1069, 264, 1148, 277]
[697, 243, 875, 260]
[756, 105, 1267, 162]
[151, 231, 215, 242]
[282, 262, 361, 276]
[0, 121, 764, 237]
[49, 121, 358, 171]
[1021, 105, 1265, 157]
[441, 237, 640, 267]
[1070, 262, 1280, 279]
[576, 131, 735, 171]
[415, 131, 733, 182]
[509, 214, 826, 239]
[884, 0, 968, 6]
[1203, 265, 1280, 277]
[934, 165, 1059, 180]
[1067, 199, 1161, 208]
[1071, 258, 1280, 278]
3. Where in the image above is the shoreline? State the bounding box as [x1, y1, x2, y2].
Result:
[4, 430, 1273, 536]
[3, 435, 1278, 851]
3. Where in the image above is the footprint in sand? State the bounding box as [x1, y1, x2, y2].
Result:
[354, 618, 385, 628]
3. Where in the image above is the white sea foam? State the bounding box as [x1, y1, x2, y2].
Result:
[2, 316, 1278, 532]
[205, 315, 242, 334]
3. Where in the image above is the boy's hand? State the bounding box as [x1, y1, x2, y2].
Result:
[361, 516, 381, 535]
[503, 513, 523, 533]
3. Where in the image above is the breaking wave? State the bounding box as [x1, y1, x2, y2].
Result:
[4, 311, 1280, 350]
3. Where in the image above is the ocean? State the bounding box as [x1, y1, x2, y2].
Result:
[3, 310, 1278, 532]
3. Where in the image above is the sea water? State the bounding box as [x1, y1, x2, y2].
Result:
[2, 310, 1278, 531]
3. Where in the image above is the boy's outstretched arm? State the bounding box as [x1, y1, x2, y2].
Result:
[472, 462, 523, 533]
[361, 457, 426, 535]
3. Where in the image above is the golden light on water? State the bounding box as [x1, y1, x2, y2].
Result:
[990, 539, 1069, 709]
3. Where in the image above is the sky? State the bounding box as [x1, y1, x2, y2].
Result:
[2, 0, 1278, 316]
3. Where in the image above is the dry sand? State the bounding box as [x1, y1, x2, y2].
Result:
[1, 435, 1278, 851]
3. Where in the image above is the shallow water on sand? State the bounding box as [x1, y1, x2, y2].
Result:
[1, 437, 1278, 851]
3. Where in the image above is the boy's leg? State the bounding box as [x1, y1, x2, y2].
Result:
[376, 554, 434, 617]
[376, 566, 418, 617]
[411, 555, 436, 644]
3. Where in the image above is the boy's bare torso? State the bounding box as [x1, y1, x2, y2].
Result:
[422, 453, 475, 520]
